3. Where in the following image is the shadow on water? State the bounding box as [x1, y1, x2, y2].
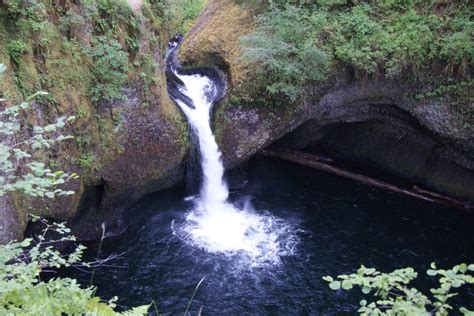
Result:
[66, 157, 474, 315]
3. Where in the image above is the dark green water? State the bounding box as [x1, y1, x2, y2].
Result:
[69, 157, 474, 315]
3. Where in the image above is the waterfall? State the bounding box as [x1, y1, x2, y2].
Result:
[163, 30, 298, 265]
[173, 73, 229, 211]
[170, 70, 298, 267]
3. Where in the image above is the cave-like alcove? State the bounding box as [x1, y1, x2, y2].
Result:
[272, 117, 474, 202]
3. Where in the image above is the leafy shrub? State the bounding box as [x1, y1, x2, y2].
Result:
[87, 35, 129, 103]
[241, 1, 473, 99]
[79, 152, 96, 171]
[2, 0, 49, 33]
[0, 66, 77, 198]
[157, 0, 205, 34]
[241, 5, 332, 101]
[0, 217, 149, 315]
[437, 11, 473, 75]
[6, 40, 28, 65]
[2, 0, 46, 19]
[178, 0, 205, 33]
[0, 64, 148, 315]
[84, 0, 139, 33]
[323, 263, 474, 315]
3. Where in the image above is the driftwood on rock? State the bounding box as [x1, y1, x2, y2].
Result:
[260, 147, 473, 212]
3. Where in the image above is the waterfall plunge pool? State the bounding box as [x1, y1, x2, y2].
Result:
[66, 157, 474, 315]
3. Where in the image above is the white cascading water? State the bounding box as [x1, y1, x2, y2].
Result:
[172, 72, 297, 266]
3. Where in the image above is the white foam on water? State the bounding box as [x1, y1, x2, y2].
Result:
[172, 72, 297, 266]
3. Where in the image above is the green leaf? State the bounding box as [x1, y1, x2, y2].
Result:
[342, 280, 353, 290]
[20, 238, 32, 247]
[19, 102, 30, 109]
[329, 281, 341, 290]
[452, 280, 463, 288]
[446, 270, 456, 278]
[427, 269, 437, 276]
[120, 305, 150, 316]
[56, 135, 74, 141]
[460, 307, 474, 315]
[362, 286, 371, 294]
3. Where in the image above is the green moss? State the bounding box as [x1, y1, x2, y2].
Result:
[132, 55, 160, 106]
[173, 113, 190, 148]
[13, 57, 41, 97]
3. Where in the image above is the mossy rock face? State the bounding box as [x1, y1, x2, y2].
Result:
[0, 2, 189, 242]
[179, 0, 474, 201]
[178, 0, 255, 89]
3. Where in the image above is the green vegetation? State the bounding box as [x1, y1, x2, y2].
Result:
[0, 217, 149, 315]
[0, 0, 206, 104]
[0, 64, 148, 315]
[0, 0, 188, 182]
[78, 152, 96, 171]
[0, 66, 77, 198]
[167, 0, 206, 33]
[324, 263, 474, 315]
[87, 35, 129, 103]
[5, 40, 28, 65]
[58, 10, 86, 38]
[79, 1, 141, 103]
[241, 4, 332, 100]
[1, 1, 134, 103]
[144, 0, 206, 34]
[241, 1, 473, 101]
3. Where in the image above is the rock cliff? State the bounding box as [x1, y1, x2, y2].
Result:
[0, 1, 189, 242]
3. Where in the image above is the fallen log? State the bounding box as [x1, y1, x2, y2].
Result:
[260, 147, 473, 212]
[411, 185, 471, 207]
